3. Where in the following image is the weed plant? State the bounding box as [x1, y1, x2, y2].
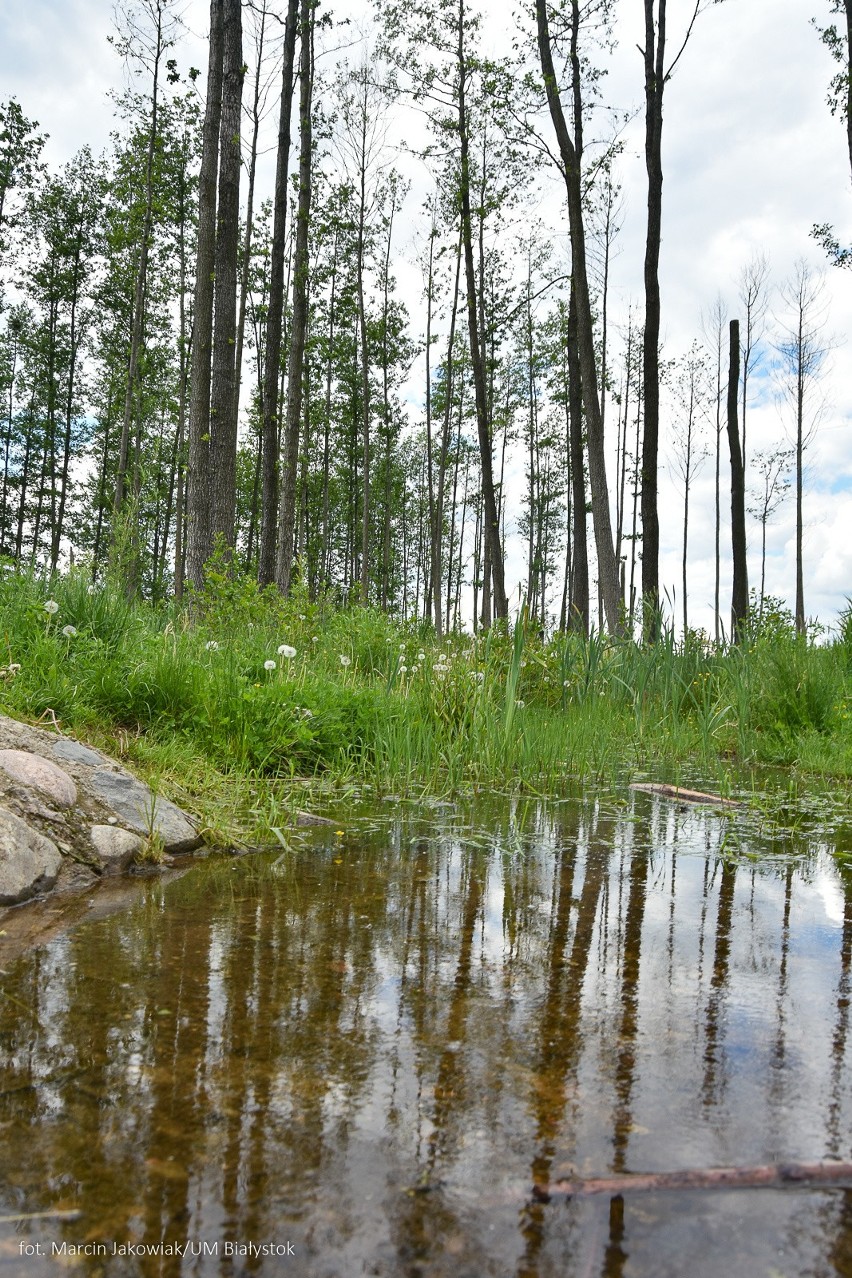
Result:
[1, 564, 852, 841]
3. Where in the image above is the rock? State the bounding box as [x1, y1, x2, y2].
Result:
[89, 771, 201, 854]
[0, 806, 63, 904]
[90, 825, 144, 875]
[0, 749, 78, 809]
[0, 714, 205, 910]
[51, 739, 106, 768]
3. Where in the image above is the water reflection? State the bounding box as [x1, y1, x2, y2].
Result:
[1, 791, 852, 1276]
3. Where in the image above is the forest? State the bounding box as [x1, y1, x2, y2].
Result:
[0, 0, 848, 646]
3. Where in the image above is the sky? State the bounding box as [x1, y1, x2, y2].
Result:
[1, 0, 851, 635]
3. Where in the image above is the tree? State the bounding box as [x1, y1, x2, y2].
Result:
[727, 319, 748, 640]
[258, 0, 299, 587]
[208, 0, 245, 553]
[110, 0, 181, 557]
[335, 52, 392, 605]
[669, 341, 710, 638]
[747, 447, 792, 621]
[535, 0, 622, 634]
[640, 0, 722, 640]
[186, 0, 224, 588]
[701, 293, 725, 644]
[275, 0, 314, 594]
[737, 251, 770, 476]
[379, 0, 511, 623]
[775, 261, 830, 635]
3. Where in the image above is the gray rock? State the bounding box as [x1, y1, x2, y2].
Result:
[90, 825, 144, 875]
[89, 770, 201, 853]
[0, 806, 63, 904]
[0, 749, 77, 809]
[51, 739, 106, 768]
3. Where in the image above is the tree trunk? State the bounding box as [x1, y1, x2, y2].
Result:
[640, 0, 665, 642]
[186, 0, 224, 588]
[566, 285, 588, 634]
[275, 0, 313, 594]
[727, 319, 748, 640]
[114, 0, 164, 526]
[231, 1, 267, 461]
[208, 0, 245, 552]
[458, 0, 507, 622]
[536, 0, 622, 634]
[258, 0, 298, 585]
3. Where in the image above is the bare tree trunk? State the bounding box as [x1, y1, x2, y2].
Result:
[536, 0, 622, 634]
[458, 0, 507, 622]
[727, 319, 748, 640]
[115, 0, 165, 525]
[208, 0, 245, 553]
[640, 0, 665, 641]
[434, 230, 462, 636]
[186, 0, 224, 588]
[258, 0, 298, 585]
[275, 0, 313, 594]
[232, 2, 268, 440]
[566, 284, 588, 634]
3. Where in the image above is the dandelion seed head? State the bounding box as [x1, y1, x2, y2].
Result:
[339, 654, 352, 667]
[43, 600, 59, 615]
[278, 643, 297, 658]
[61, 625, 77, 638]
[264, 660, 277, 671]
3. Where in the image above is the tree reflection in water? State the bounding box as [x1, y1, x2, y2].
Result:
[1, 791, 852, 1277]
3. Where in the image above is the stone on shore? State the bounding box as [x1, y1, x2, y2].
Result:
[0, 749, 78, 808]
[0, 806, 63, 904]
[0, 713, 203, 906]
[90, 825, 145, 875]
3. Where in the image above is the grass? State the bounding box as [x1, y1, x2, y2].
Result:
[2, 563, 852, 846]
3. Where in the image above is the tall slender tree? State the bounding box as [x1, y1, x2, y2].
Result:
[536, 0, 622, 633]
[208, 0, 245, 552]
[640, 0, 720, 639]
[275, 0, 314, 593]
[258, 0, 299, 586]
[776, 261, 830, 635]
[186, 0, 224, 588]
[726, 319, 748, 640]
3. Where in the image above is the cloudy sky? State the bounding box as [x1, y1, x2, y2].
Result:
[2, 0, 850, 634]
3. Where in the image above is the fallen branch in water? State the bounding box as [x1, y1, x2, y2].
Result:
[533, 1160, 852, 1201]
[630, 783, 739, 808]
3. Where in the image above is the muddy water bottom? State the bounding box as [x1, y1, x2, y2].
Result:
[1, 791, 852, 1277]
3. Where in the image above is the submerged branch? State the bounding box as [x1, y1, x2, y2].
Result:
[534, 1160, 852, 1200]
[630, 782, 739, 808]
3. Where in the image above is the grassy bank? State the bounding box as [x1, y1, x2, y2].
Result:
[1, 565, 851, 844]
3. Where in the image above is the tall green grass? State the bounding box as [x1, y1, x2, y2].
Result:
[1, 565, 851, 840]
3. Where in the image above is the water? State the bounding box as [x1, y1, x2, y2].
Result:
[1, 789, 852, 1276]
